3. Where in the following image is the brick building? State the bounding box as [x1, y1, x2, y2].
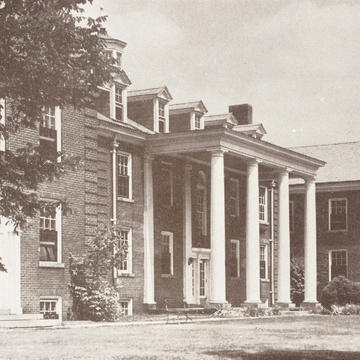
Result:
[290, 141, 360, 293]
[0, 33, 326, 321]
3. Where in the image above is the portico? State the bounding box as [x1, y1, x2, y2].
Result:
[143, 126, 325, 309]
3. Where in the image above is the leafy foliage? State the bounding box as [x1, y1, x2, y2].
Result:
[320, 276, 360, 309]
[0, 257, 6, 272]
[290, 258, 304, 307]
[69, 225, 128, 321]
[0, 0, 117, 229]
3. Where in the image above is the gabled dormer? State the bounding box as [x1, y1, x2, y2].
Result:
[203, 113, 238, 129]
[169, 101, 208, 132]
[95, 33, 132, 122]
[127, 86, 172, 133]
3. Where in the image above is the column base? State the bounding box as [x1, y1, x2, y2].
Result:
[206, 301, 231, 310]
[143, 302, 157, 313]
[301, 301, 319, 311]
[275, 302, 293, 309]
[243, 300, 262, 309]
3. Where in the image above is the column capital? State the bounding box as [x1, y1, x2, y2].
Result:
[184, 162, 192, 171]
[304, 175, 316, 185]
[278, 167, 292, 177]
[247, 158, 261, 167]
[208, 148, 227, 157]
[110, 141, 119, 153]
[144, 153, 155, 161]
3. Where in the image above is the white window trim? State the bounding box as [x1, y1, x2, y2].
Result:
[39, 204, 62, 267]
[119, 298, 133, 316]
[289, 200, 295, 233]
[260, 244, 269, 280]
[0, 98, 5, 152]
[328, 198, 348, 232]
[259, 186, 268, 224]
[153, 98, 169, 133]
[117, 228, 133, 276]
[229, 178, 240, 217]
[230, 239, 240, 278]
[199, 258, 207, 298]
[117, 151, 132, 201]
[40, 296, 62, 322]
[161, 231, 174, 276]
[328, 249, 348, 282]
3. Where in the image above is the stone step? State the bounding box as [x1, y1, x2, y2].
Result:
[0, 313, 43, 321]
[0, 309, 11, 315]
[0, 318, 60, 328]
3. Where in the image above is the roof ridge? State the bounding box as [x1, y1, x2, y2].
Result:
[291, 140, 360, 149]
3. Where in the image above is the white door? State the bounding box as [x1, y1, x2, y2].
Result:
[0, 218, 22, 314]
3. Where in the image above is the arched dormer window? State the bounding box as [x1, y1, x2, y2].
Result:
[196, 171, 207, 237]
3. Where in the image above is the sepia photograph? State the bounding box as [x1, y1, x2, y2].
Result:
[0, 0, 360, 359]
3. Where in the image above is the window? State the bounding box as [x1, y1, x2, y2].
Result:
[118, 229, 132, 274]
[40, 106, 61, 162]
[117, 152, 132, 200]
[229, 178, 239, 217]
[194, 114, 201, 130]
[115, 51, 122, 68]
[160, 163, 173, 207]
[119, 299, 133, 316]
[329, 198, 347, 231]
[0, 98, 5, 152]
[289, 200, 295, 233]
[115, 85, 123, 122]
[40, 298, 61, 319]
[329, 250, 347, 281]
[196, 171, 207, 237]
[260, 245, 268, 280]
[158, 102, 165, 133]
[259, 186, 268, 223]
[199, 259, 206, 297]
[161, 231, 173, 276]
[230, 239, 240, 278]
[39, 204, 62, 264]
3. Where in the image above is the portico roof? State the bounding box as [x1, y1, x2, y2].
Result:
[145, 127, 325, 178]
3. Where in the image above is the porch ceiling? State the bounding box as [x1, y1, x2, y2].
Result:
[145, 128, 326, 178]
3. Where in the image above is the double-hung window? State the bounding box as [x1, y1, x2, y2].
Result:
[329, 250, 347, 280]
[161, 231, 173, 276]
[117, 152, 132, 200]
[40, 106, 61, 162]
[39, 204, 62, 264]
[119, 299, 133, 316]
[260, 245, 268, 280]
[158, 102, 165, 133]
[229, 178, 239, 217]
[230, 239, 240, 278]
[118, 229, 132, 275]
[194, 114, 201, 130]
[329, 198, 347, 231]
[40, 297, 61, 319]
[259, 186, 268, 223]
[115, 85, 123, 122]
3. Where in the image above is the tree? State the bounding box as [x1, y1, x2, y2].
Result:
[290, 258, 304, 307]
[0, 0, 117, 269]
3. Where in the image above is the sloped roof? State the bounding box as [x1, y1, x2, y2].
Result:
[291, 141, 360, 183]
[115, 70, 131, 86]
[203, 113, 237, 126]
[169, 100, 208, 113]
[232, 123, 267, 139]
[128, 86, 173, 101]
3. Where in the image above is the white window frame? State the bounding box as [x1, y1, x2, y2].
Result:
[40, 296, 62, 321]
[161, 162, 174, 207]
[40, 106, 61, 162]
[196, 171, 207, 236]
[229, 178, 240, 217]
[289, 200, 295, 233]
[199, 258, 207, 298]
[39, 204, 62, 267]
[230, 239, 240, 278]
[160, 231, 174, 277]
[259, 186, 268, 224]
[0, 98, 6, 152]
[119, 298, 133, 316]
[117, 228, 132, 275]
[117, 151, 132, 201]
[114, 84, 123, 122]
[329, 198, 348, 232]
[260, 244, 269, 280]
[328, 249, 348, 281]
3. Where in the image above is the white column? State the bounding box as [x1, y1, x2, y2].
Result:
[183, 163, 193, 304]
[277, 170, 291, 304]
[303, 177, 318, 303]
[143, 154, 156, 306]
[111, 142, 118, 225]
[245, 160, 261, 304]
[209, 150, 227, 304]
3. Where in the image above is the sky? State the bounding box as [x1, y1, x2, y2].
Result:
[85, 0, 360, 147]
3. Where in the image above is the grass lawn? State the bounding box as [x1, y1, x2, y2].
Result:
[1, 315, 360, 359]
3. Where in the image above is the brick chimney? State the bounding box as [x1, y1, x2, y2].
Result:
[228, 104, 252, 125]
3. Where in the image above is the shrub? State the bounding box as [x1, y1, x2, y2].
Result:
[69, 225, 128, 321]
[320, 276, 360, 309]
[290, 258, 304, 307]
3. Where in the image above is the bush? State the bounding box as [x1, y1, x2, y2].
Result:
[320, 276, 360, 309]
[290, 259, 304, 307]
[69, 225, 128, 321]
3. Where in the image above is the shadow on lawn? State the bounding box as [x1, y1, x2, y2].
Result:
[204, 349, 360, 360]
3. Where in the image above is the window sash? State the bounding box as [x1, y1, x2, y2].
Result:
[159, 103, 165, 118]
[230, 240, 240, 278]
[329, 199, 347, 231]
[194, 115, 201, 130]
[259, 245, 268, 280]
[199, 260, 206, 297]
[330, 250, 348, 280]
[161, 232, 173, 275]
[40, 299, 59, 319]
[259, 187, 267, 222]
[229, 179, 239, 216]
[117, 153, 131, 199]
[118, 229, 132, 273]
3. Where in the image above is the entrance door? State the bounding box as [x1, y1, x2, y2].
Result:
[0, 218, 21, 314]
